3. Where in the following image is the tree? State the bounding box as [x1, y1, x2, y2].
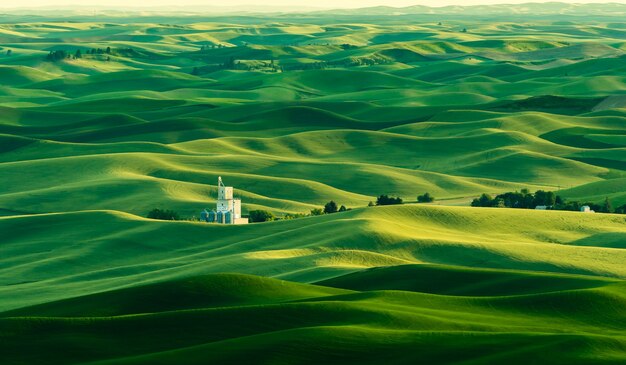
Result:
[249, 210, 275, 223]
[324, 201, 338, 214]
[471, 193, 493, 207]
[106, 46, 111, 54]
[417, 193, 434, 203]
[614, 204, 626, 214]
[147, 208, 180, 221]
[339, 205, 347, 212]
[74, 49, 82, 59]
[532, 190, 555, 207]
[368, 201, 375, 207]
[555, 195, 564, 205]
[601, 197, 613, 213]
[6, 49, 12, 56]
[376, 195, 403, 206]
[310, 208, 324, 216]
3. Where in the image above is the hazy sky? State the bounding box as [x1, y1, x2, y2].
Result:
[1, 0, 624, 9]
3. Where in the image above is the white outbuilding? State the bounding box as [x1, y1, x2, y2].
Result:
[580, 205, 595, 213]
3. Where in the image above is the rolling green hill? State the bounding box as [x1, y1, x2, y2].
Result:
[1, 4, 625, 364]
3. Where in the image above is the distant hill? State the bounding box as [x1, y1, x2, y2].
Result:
[3, 2, 626, 18]
[314, 2, 626, 17]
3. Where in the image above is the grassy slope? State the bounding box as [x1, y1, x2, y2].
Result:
[1, 271, 625, 365]
[2, 205, 625, 312]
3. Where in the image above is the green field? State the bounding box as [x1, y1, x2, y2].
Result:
[1, 3, 626, 364]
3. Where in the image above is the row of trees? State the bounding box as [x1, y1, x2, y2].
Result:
[45, 49, 112, 62]
[249, 200, 351, 223]
[308, 200, 350, 217]
[86, 47, 112, 55]
[45, 50, 71, 62]
[44, 47, 135, 62]
[471, 189, 557, 209]
[369, 193, 435, 206]
[247, 192, 436, 223]
[198, 44, 229, 52]
[471, 189, 624, 214]
[147, 208, 181, 221]
[191, 43, 389, 74]
[374, 195, 403, 206]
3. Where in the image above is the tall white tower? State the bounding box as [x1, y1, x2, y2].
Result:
[217, 176, 234, 214]
[200, 177, 248, 224]
[213, 176, 247, 224]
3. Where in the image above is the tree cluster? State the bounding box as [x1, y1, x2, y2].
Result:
[273, 200, 351, 221]
[471, 189, 622, 214]
[86, 47, 111, 55]
[45, 47, 122, 62]
[340, 43, 358, 50]
[199, 44, 227, 52]
[323, 200, 348, 214]
[471, 189, 556, 208]
[45, 50, 69, 62]
[248, 210, 275, 223]
[417, 193, 435, 203]
[376, 195, 403, 206]
[615, 203, 626, 214]
[147, 208, 180, 221]
[283, 212, 308, 220]
[554, 197, 617, 214]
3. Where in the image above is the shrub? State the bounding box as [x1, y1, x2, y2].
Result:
[147, 208, 180, 221]
[417, 193, 435, 203]
[249, 210, 275, 223]
[310, 208, 324, 216]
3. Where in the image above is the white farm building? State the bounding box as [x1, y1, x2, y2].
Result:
[200, 177, 249, 224]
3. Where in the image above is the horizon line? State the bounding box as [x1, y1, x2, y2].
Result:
[1, 1, 625, 11]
